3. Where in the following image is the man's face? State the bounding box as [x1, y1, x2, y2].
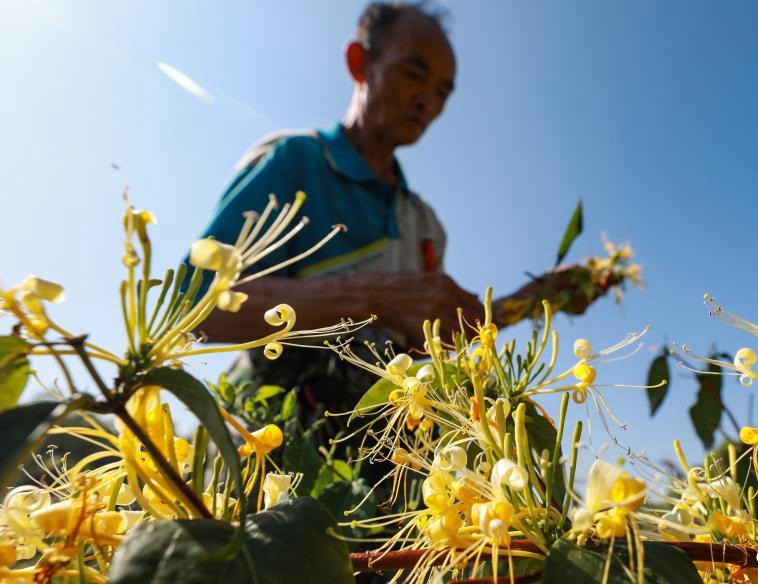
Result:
[362, 14, 456, 146]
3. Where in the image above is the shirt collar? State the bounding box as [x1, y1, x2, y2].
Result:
[318, 122, 409, 192]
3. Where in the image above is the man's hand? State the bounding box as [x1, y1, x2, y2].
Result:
[347, 272, 482, 350]
[491, 263, 622, 328]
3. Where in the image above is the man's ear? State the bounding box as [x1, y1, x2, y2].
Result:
[346, 41, 367, 83]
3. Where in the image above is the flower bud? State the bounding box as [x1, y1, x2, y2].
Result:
[573, 339, 592, 359]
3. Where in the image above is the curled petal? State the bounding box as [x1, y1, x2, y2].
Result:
[264, 342, 283, 360]
[573, 362, 597, 386]
[251, 424, 284, 452]
[189, 239, 241, 273]
[739, 426, 758, 445]
[19, 276, 64, 303]
[264, 304, 295, 326]
[387, 353, 413, 376]
[491, 458, 528, 491]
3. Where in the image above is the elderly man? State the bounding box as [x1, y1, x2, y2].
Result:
[197, 3, 478, 389]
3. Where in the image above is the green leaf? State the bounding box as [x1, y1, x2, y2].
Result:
[555, 199, 583, 266]
[111, 499, 355, 584]
[646, 354, 670, 416]
[255, 384, 283, 403]
[0, 400, 79, 488]
[311, 460, 353, 497]
[0, 336, 31, 411]
[141, 368, 243, 506]
[279, 389, 297, 421]
[109, 519, 257, 584]
[523, 404, 566, 504]
[244, 497, 354, 584]
[542, 539, 701, 584]
[688, 362, 723, 449]
[350, 363, 425, 423]
[316, 479, 375, 551]
[283, 433, 321, 495]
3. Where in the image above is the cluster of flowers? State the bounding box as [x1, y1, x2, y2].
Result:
[0, 193, 363, 583]
[1, 191, 757, 584]
[336, 290, 758, 583]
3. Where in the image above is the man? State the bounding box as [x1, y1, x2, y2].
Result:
[198, 2, 480, 361]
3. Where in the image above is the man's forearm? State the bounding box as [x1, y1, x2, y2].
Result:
[198, 276, 374, 343]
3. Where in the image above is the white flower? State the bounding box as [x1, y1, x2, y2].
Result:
[491, 458, 528, 491]
[387, 353, 413, 376]
[263, 473, 292, 509]
[434, 446, 467, 472]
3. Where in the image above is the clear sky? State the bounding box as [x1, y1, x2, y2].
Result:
[1, 0, 757, 468]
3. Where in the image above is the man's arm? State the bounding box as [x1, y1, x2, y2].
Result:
[198, 271, 483, 350]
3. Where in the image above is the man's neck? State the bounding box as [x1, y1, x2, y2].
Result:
[341, 117, 398, 186]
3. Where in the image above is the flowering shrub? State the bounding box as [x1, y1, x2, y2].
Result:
[1, 191, 753, 584]
[344, 293, 758, 583]
[0, 192, 362, 584]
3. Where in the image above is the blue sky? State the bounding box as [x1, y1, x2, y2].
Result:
[1, 1, 757, 467]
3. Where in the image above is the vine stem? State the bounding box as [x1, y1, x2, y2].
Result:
[67, 335, 212, 519]
[113, 405, 212, 519]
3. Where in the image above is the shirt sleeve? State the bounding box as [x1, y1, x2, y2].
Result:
[198, 139, 302, 278]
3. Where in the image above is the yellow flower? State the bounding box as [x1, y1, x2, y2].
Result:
[422, 471, 454, 512]
[238, 424, 284, 457]
[573, 339, 592, 359]
[709, 512, 747, 539]
[595, 508, 628, 539]
[424, 507, 463, 547]
[189, 239, 241, 279]
[610, 473, 646, 511]
[19, 276, 65, 303]
[217, 290, 248, 313]
[471, 500, 514, 544]
[573, 362, 597, 387]
[739, 426, 758, 445]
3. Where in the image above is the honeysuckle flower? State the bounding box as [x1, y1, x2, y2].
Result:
[217, 290, 248, 313]
[189, 238, 242, 281]
[433, 446, 468, 473]
[740, 426, 758, 445]
[490, 458, 528, 491]
[570, 459, 646, 541]
[263, 473, 292, 509]
[471, 500, 515, 545]
[238, 424, 284, 457]
[124, 208, 157, 243]
[422, 507, 463, 547]
[19, 276, 65, 303]
[573, 338, 592, 359]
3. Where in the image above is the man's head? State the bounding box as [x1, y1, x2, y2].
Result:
[347, 2, 456, 147]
